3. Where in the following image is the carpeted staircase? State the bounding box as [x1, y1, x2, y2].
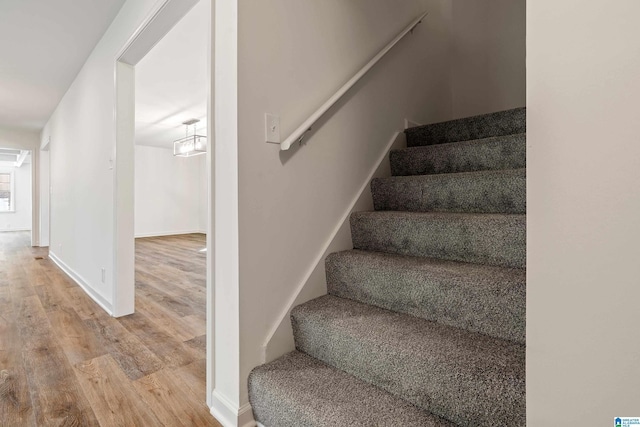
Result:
[249, 108, 526, 426]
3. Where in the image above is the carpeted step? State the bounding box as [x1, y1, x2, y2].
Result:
[371, 168, 525, 214]
[391, 133, 526, 176]
[248, 351, 454, 427]
[350, 211, 525, 268]
[405, 107, 526, 147]
[325, 250, 525, 343]
[292, 295, 525, 427]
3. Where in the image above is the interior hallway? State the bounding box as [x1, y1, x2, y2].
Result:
[0, 231, 219, 426]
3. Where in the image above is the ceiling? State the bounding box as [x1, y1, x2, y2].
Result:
[0, 148, 32, 166]
[0, 0, 127, 131]
[134, 0, 209, 149]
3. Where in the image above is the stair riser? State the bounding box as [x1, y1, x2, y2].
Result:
[391, 134, 526, 176]
[326, 251, 526, 343]
[292, 296, 526, 427]
[249, 107, 528, 426]
[248, 352, 454, 427]
[350, 212, 526, 269]
[372, 169, 525, 214]
[406, 108, 526, 147]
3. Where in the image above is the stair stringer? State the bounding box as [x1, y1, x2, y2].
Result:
[262, 131, 406, 363]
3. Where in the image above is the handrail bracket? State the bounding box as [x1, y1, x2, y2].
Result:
[410, 19, 423, 34]
[297, 127, 312, 146]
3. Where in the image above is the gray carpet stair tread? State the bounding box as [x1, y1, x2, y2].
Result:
[406, 107, 526, 147]
[371, 168, 525, 214]
[292, 295, 525, 427]
[326, 249, 525, 343]
[249, 107, 528, 426]
[350, 211, 526, 268]
[248, 351, 454, 427]
[391, 133, 526, 176]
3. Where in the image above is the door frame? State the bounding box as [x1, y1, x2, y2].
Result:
[112, 0, 214, 407]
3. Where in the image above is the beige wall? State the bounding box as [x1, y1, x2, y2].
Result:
[528, 0, 640, 424]
[452, 0, 526, 118]
[235, 0, 453, 409]
[0, 127, 39, 150]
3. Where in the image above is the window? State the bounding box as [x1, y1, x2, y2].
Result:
[0, 170, 14, 212]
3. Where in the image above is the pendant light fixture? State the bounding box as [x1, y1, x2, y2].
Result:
[173, 118, 206, 157]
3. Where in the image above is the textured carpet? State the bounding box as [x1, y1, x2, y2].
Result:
[248, 351, 454, 427]
[292, 295, 526, 427]
[372, 168, 525, 214]
[351, 211, 526, 269]
[391, 133, 526, 176]
[406, 107, 526, 147]
[249, 107, 526, 426]
[326, 250, 526, 343]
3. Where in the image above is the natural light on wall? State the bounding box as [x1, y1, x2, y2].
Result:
[0, 148, 28, 213]
[0, 171, 13, 212]
[173, 118, 207, 157]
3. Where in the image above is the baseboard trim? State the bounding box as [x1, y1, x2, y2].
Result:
[238, 404, 256, 427]
[134, 229, 206, 238]
[48, 251, 113, 316]
[404, 117, 423, 129]
[0, 228, 31, 232]
[210, 391, 255, 427]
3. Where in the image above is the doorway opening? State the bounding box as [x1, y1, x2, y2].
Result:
[113, 0, 213, 409]
[0, 148, 33, 240]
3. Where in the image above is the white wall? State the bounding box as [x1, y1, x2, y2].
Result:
[134, 0, 208, 149]
[212, 0, 241, 423]
[528, 1, 640, 424]
[198, 151, 207, 234]
[0, 162, 32, 231]
[38, 0, 213, 411]
[134, 145, 206, 237]
[228, 0, 454, 417]
[39, 149, 50, 246]
[40, 0, 169, 311]
[35, 0, 525, 423]
[452, 0, 526, 118]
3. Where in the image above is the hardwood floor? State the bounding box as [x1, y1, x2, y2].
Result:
[0, 231, 220, 426]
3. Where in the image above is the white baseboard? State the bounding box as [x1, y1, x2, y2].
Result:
[0, 228, 31, 232]
[48, 251, 113, 316]
[210, 391, 255, 427]
[134, 229, 206, 238]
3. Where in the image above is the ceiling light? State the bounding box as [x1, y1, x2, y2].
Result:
[173, 119, 206, 157]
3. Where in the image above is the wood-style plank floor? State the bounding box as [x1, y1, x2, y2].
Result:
[0, 231, 220, 426]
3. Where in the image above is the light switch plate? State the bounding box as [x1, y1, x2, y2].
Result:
[265, 113, 280, 144]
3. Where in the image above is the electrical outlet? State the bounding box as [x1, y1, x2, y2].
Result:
[101, 268, 106, 283]
[265, 113, 280, 144]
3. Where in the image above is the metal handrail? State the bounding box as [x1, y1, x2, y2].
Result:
[278, 11, 428, 151]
